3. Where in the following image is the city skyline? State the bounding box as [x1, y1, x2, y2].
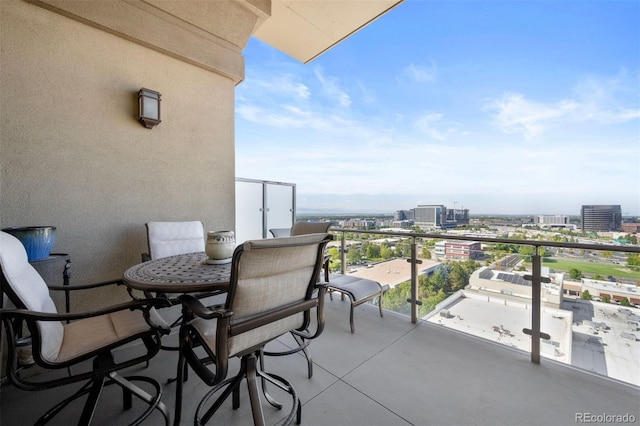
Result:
[235, 0, 640, 215]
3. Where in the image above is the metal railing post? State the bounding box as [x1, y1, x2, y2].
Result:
[340, 232, 346, 274]
[530, 251, 542, 363]
[406, 238, 422, 324]
[523, 247, 550, 364]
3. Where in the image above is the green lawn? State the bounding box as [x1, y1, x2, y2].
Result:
[543, 258, 640, 280]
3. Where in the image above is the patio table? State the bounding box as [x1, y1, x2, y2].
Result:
[123, 252, 231, 295]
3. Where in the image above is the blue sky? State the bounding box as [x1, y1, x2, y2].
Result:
[235, 0, 640, 216]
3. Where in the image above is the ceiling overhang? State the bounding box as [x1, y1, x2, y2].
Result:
[253, 0, 404, 63]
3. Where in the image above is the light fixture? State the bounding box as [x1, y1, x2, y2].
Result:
[138, 88, 161, 128]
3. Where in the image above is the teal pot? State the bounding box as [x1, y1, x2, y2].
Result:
[2, 226, 57, 261]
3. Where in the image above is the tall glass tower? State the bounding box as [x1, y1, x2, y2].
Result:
[580, 205, 622, 232]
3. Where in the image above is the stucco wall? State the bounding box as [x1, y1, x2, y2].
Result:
[1, 0, 238, 310]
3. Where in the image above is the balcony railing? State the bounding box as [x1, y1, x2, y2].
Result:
[330, 227, 640, 385]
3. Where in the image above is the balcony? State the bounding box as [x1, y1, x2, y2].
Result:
[1, 293, 638, 425]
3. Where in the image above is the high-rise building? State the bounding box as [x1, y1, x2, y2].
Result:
[580, 205, 622, 232]
[445, 208, 470, 225]
[414, 205, 449, 229]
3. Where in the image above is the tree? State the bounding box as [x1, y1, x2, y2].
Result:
[449, 263, 469, 292]
[347, 247, 362, 265]
[380, 244, 394, 260]
[382, 281, 411, 315]
[627, 254, 640, 268]
[581, 289, 592, 300]
[569, 268, 583, 280]
[421, 247, 432, 259]
[366, 244, 380, 259]
[620, 297, 631, 307]
[328, 247, 340, 262]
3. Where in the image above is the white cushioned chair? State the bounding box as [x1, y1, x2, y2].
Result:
[0, 231, 171, 425]
[143, 221, 206, 261]
[174, 233, 333, 426]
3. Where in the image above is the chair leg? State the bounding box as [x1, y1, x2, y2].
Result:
[109, 373, 170, 426]
[78, 375, 107, 425]
[291, 334, 313, 379]
[259, 349, 283, 409]
[350, 304, 356, 333]
[34, 381, 94, 425]
[245, 354, 266, 426]
[194, 351, 301, 426]
[197, 374, 243, 425]
[255, 362, 301, 426]
[173, 351, 187, 426]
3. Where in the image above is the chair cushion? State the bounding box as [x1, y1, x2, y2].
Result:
[327, 273, 382, 301]
[146, 221, 205, 259]
[0, 232, 64, 362]
[56, 307, 167, 363]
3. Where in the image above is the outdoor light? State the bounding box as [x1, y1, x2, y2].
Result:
[138, 88, 161, 128]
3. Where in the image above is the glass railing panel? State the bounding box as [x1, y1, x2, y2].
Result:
[330, 227, 640, 386]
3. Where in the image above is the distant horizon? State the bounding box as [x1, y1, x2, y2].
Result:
[296, 208, 638, 219]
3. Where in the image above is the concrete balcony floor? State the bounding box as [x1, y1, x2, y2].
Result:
[1, 296, 639, 426]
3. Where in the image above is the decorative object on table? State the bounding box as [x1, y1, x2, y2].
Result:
[205, 230, 235, 264]
[138, 87, 161, 128]
[1, 226, 56, 261]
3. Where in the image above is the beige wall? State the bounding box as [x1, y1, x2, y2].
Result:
[0, 0, 260, 309]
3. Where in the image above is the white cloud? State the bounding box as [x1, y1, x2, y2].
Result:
[414, 112, 465, 141]
[401, 62, 438, 83]
[484, 93, 578, 139]
[313, 68, 351, 108]
[484, 72, 640, 139]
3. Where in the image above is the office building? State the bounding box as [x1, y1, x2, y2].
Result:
[581, 205, 622, 232]
[414, 205, 455, 229]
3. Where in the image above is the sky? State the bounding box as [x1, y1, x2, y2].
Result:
[235, 0, 640, 216]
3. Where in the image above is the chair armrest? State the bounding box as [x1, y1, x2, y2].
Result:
[322, 255, 331, 282]
[0, 298, 171, 323]
[291, 283, 327, 341]
[178, 294, 232, 320]
[47, 278, 124, 292]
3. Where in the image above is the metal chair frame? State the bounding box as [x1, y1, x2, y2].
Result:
[174, 233, 332, 426]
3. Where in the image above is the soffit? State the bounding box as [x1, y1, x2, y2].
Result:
[253, 0, 404, 63]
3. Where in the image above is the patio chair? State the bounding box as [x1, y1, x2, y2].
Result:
[0, 231, 171, 425]
[268, 221, 333, 239]
[142, 220, 206, 262]
[279, 221, 382, 332]
[174, 233, 333, 426]
[268, 228, 291, 238]
[264, 221, 332, 379]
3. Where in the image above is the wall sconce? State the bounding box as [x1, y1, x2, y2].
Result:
[138, 88, 161, 128]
